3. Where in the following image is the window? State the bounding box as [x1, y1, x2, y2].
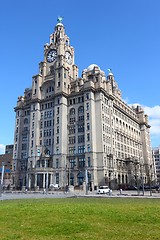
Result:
[69, 126, 75, 134]
[78, 115, 84, 121]
[70, 117, 75, 124]
[56, 173, 59, 184]
[37, 160, 40, 168]
[87, 133, 90, 141]
[87, 144, 91, 152]
[22, 144, 27, 151]
[78, 157, 85, 168]
[78, 124, 84, 132]
[87, 123, 90, 130]
[86, 93, 89, 100]
[32, 131, 34, 138]
[86, 102, 89, 110]
[87, 113, 89, 120]
[57, 136, 59, 144]
[24, 118, 28, 124]
[88, 157, 91, 167]
[70, 108, 75, 115]
[32, 113, 35, 120]
[69, 147, 76, 154]
[42, 160, 45, 167]
[57, 117, 59, 124]
[56, 159, 59, 168]
[69, 159, 76, 168]
[69, 136, 76, 144]
[78, 135, 85, 143]
[78, 106, 84, 113]
[78, 145, 85, 154]
[56, 148, 59, 154]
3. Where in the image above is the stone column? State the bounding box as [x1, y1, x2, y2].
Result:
[43, 173, 46, 189]
[28, 174, 31, 190]
[50, 174, 53, 185]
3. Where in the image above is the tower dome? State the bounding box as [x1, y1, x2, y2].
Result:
[87, 64, 100, 71]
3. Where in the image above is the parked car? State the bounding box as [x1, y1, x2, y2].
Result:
[97, 186, 110, 194]
[49, 184, 60, 190]
[151, 185, 160, 190]
[125, 186, 138, 190]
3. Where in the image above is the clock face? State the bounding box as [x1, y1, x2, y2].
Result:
[47, 49, 57, 63]
[65, 51, 72, 64]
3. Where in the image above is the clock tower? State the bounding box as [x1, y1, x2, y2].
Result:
[40, 17, 78, 95]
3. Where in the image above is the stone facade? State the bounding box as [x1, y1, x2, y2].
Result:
[152, 147, 160, 184]
[12, 19, 156, 190]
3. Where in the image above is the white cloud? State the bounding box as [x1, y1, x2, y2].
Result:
[143, 105, 160, 136]
[127, 103, 160, 146]
[143, 105, 160, 119]
[0, 144, 5, 154]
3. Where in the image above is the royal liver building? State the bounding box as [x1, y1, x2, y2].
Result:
[12, 18, 156, 190]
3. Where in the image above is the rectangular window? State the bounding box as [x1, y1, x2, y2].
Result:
[56, 159, 59, 168]
[78, 124, 84, 133]
[69, 159, 76, 168]
[32, 113, 35, 120]
[78, 135, 85, 143]
[78, 145, 85, 153]
[56, 173, 59, 184]
[86, 102, 89, 110]
[32, 131, 34, 138]
[86, 93, 89, 100]
[87, 133, 90, 141]
[78, 157, 85, 168]
[87, 144, 90, 152]
[88, 157, 91, 167]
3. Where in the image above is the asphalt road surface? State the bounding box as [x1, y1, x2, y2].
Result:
[0, 190, 160, 200]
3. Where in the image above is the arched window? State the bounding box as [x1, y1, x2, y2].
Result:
[24, 118, 28, 124]
[70, 108, 75, 115]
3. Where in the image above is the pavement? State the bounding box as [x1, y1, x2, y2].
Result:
[0, 190, 160, 200]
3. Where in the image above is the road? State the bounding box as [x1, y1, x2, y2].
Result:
[0, 189, 160, 200]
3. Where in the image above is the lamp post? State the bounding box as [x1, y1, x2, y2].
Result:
[149, 164, 152, 196]
[0, 162, 4, 197]
[140, 164, 144, 196]
[85, 166, 88, 195]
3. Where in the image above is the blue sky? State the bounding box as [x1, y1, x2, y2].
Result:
[0, 0, 160, 153]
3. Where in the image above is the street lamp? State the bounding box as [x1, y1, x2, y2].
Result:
[140, 164, 144, 196]
[0, 162, 4, 197]
[85, 166, 88, 195]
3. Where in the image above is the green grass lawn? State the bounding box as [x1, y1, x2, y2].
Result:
[0, 197, 160, 240]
